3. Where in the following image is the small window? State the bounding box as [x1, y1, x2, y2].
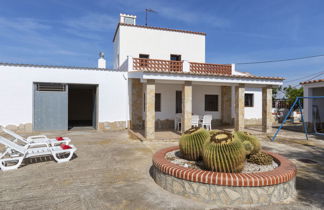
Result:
[245, 93, 254, 107]
[205, 95, 218, 111]
[176, 91, 182, 113]
[155, 93, 161, 112]
[170, 54, 181, 61]
[139, 54, 149, 59]
[139, 54, 149, 67]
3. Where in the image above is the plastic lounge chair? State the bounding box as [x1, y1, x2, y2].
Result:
[192, 115, 200, 127]
[0, 126, 71, 147]
[0, 136, 77, 171]
[200, 115, 212, 130]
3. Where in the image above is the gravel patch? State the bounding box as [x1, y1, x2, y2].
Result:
[165, 150, 278, 173]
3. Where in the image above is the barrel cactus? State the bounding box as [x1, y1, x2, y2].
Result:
[234, 131, 261, 154]
[179, 127, 209, 160]
[247, 151, 273, 165]
[242, 141, 254, 155]
[203, 131, 246, 172]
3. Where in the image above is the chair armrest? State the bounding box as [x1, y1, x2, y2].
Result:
[27, 135, 48, 141]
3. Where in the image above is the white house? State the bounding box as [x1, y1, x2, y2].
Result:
[301, 79, 324, 131]
[0, 14, 284, 139]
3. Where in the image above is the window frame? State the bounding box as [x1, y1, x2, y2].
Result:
[155, 93, 161, 112]
[204, 94, 219, 112]
[244, 93, 254, 107]
[170, 54, 182, 61]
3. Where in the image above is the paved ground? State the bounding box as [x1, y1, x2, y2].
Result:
[0, 128, 323, 210]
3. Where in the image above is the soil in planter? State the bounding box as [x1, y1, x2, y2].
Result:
[165, 150, 278, 173]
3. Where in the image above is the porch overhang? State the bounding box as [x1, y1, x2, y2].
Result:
[128, 71, 284, 87]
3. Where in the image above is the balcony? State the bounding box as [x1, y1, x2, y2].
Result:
[131, 57, 232, 75]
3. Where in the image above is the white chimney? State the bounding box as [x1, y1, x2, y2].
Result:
[120, 13, 136, 25]
[98, 52, 106, 69]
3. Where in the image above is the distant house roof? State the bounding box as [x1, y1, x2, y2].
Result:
[300, 79, 324, 85]
[113, 23, 206, 42]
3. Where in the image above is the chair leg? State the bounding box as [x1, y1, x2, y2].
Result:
[0, 157, 24, 171]
[52, 151, 74, 163]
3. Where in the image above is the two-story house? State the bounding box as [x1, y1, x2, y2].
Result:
[0, 14, 284, 140]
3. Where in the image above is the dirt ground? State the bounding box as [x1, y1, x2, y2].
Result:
[0, 127, 323, 210]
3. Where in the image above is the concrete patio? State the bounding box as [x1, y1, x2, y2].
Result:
[0, 128, 323, 209]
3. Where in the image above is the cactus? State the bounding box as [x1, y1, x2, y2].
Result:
[203, 131, 246, 172]
[247, 151, 273, 165]
[234, 131, 261, 154]
[242, 141, 254, 155]
[179, 127, 209, 160]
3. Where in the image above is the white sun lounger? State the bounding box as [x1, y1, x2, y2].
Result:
[0, 126, 71, 147]
[0, 136, 77, 171]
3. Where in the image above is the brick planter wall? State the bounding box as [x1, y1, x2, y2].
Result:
[151, 146, 297, 206]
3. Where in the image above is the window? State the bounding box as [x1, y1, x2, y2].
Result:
[155, 93, 161, 112]
[139, 54, 149, 67]
[143, 93, 161, 112]
[170, 54, 181, 61]
[176, 91, 182, 113]
[205, 95, 218, 111]
[139, 54, 149, 59]
[245, 93, 254, 107]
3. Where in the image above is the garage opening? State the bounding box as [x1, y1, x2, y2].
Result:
[68, 84, 97, 130]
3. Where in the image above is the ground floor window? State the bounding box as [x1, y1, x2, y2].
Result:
[245, 93, 254, 107]
[205, 95, 218, 111]
[176, 91, 182, 113]
[155, 93, 161, 112]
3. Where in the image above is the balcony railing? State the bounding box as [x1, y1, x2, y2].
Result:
[189, 62, 232, 75]
[133, 58, 183, 72]
[132, 58, 232, 75]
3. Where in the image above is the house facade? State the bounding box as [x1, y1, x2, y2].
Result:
[301, 79, 324, 130]
[0, 14, 284, 139]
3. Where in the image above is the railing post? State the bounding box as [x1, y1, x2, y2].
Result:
[183, 60, 190, 73]
[127, 56, 133, 71]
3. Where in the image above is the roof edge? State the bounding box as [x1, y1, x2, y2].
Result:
[300, 79, 324, 85]
[113, 23, 206, 42]
[0, 62, 122, 72]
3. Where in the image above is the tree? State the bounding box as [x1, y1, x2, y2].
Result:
[283, 86, 303, 106]
[272, 86, 282, 100]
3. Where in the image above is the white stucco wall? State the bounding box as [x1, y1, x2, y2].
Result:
[303, 83, 324, 123]
[244, 88, 262, 119]
[114, 25, 205, 68]
[0, 65, 129, 127]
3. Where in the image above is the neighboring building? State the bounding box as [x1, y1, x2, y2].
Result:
[301, 79, 324, 130]
[0, 14, 284, 139]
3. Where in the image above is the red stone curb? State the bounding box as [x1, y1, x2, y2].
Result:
[152, 146, 297, 187]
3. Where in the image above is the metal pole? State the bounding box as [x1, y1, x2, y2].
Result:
[298, 97, 308, 140]
[271, 97, 299, 141]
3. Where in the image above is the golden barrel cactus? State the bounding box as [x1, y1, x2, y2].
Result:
[203, 131, 246, 172]
[179, 127, 209, 160]
[234, 131, 261, 154]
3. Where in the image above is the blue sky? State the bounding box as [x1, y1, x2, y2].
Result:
[1, 0, 324, 86]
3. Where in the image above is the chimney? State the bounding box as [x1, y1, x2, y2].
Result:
[98, 52, 106, 69]
[120, 13, 136, 25]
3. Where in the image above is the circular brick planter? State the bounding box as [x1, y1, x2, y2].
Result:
[152, 146, 297, 207]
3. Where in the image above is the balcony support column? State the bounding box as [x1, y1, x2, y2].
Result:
[145, 79, 155, 140]
[234, 84, 245, 131]
[262, 86, 273, 133]
[182, 81, 192, 133]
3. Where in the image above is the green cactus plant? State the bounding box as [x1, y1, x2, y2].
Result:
[242, 140, 254, 155]
[202, 131, 246, 172]
[247, 151, 273, 165]
[234, 131, 261, 154]
[179, 127, 209, 160]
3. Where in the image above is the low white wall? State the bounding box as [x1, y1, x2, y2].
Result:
[0, 65, 129, 127]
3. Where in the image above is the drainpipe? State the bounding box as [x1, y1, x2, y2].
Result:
[123, 73, 129, 129]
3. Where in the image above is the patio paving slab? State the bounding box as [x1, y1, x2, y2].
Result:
[0, 129, 323, 209]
